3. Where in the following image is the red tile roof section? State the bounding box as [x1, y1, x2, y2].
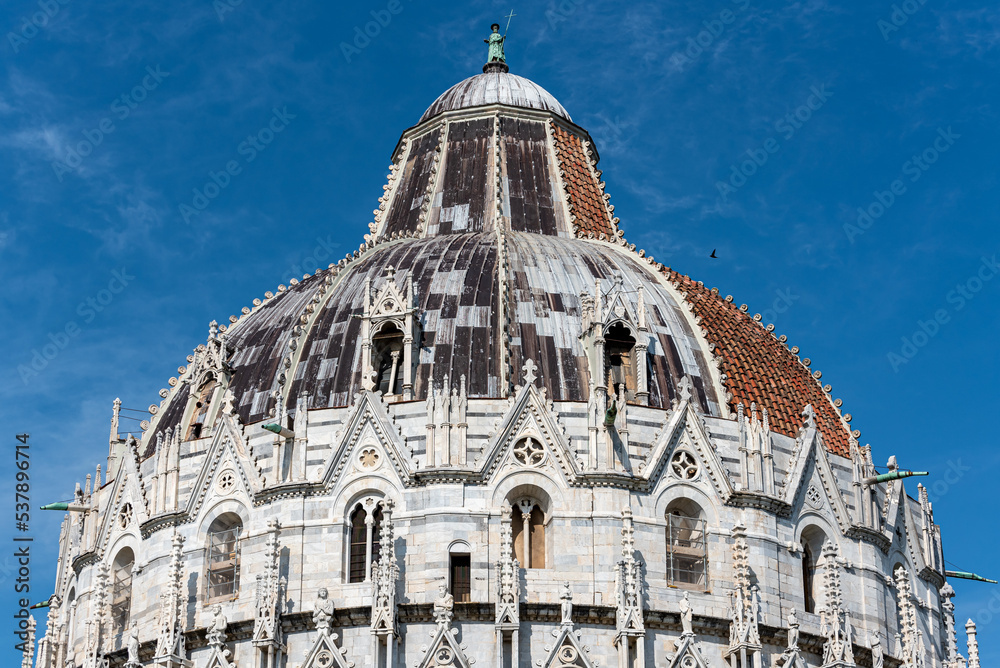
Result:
[664, 268, 852, 458]
[551, 123, 616, 238]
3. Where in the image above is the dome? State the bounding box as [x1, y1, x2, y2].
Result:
[42, 51, 960, 668]
[419, 70, 571, 123]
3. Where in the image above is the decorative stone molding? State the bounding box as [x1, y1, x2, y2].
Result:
[820, 543, 856, 668]
[615, 507, 645, 668]
[726, 523, 761, 668]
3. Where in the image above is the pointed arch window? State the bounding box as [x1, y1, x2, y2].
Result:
[187, 379, 219, 440]
[666, 500, 708, 588]
[605, 322, 637, 399]
[348, 501, 384, 583]
[207, 513, 242, 601]
[800, 527, 827, 613]
[372, 323, 405, 397]
[511, 500, 546, 569]
[110, 548, 135, 636]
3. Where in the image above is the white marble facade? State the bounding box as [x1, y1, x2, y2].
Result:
[37, 359, 974, 668]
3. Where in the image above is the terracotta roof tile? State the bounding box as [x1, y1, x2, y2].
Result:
[663, 269, 852, 458]
[551, 123, 615, 238]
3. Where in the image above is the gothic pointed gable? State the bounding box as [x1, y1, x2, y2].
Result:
[542, 626, 597, 668]
[319, 390, 412, 491]
[663, 633, 712, 668]
[882, 480, 929, 575]
[416, 626, 474, 668]
[478, 361, 579, 484]
[782, 406, 852, 533]
[94, 437, 149, 557]
[202, 645, 236, 668]
[302, 632, 354, 668]
[640, 387, 734, 498]
[183, 414, 262, 520]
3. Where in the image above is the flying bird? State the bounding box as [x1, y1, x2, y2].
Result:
[709, 249, 718, 258]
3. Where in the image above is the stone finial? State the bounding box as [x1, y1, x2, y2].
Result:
[965, 620, 979, 668]
[802, 404, 816, 430]
[677, 375, 694, 404]
[940, 584, 959, 666]
[20, 615, 35, 668]
[522, 358, 538, 386]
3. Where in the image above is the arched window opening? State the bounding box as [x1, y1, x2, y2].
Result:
[800, 527, 827, 614]
[110, 548, 134, 636]
[605, 322, 637, 399]
[450, 553, 471, 603]
[348, 501, 384, 583]
[666, 499, 708, 588]
[511, 500, 546, 569]
[66, 587, 77, 648]
[373, 323, 405, 398]
[187, 379, 218, 440]
[207, 513, 242, 601]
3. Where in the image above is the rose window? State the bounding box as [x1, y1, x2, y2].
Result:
[217, 470, 236, 493]
[118, 503, 133, 529]
[434, 646, 454, 665]
[513, 437, 545, 467]
[670, 451, 699, 480]
[558, 645, 580, 664]
[359, 447, 381, 470]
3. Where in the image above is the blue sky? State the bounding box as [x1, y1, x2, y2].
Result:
[1, 0, 998, 663]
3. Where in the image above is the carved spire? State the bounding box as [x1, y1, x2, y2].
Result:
[726, 523, 761, 664]
[84, 562, 110, 668]
[370, 499, 398, 638]
[496, 505, 520, 628]
[154, 532, 187, 665]
[253, 519, 285, 651]
[108, 397, 122, 484]
[965, 620, 979, 668]
[940, 584, 960, 668]
[894, 566, 923, 668]
[20, 615, 35, 668]
[820, 543, 855, 668]
[615, 507, 644, 638]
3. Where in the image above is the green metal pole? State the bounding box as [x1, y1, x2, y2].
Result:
[862, 470, 928, 486]
[261, 423, 295, 439]
[39, 502, 88, 512]
[946, 570, 997, 584]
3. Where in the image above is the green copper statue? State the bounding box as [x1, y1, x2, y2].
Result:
[485, 23, 505, 63]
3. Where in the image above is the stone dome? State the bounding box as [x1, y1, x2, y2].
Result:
[39, 55, 964, 668]
[144, 65, 853, 459]
[419, 70, 571, 123]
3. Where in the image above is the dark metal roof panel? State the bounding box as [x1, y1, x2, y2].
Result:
[383, 128, 442, 237]
[291, 234, 502, 407]
[501, 117, 560, 236]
